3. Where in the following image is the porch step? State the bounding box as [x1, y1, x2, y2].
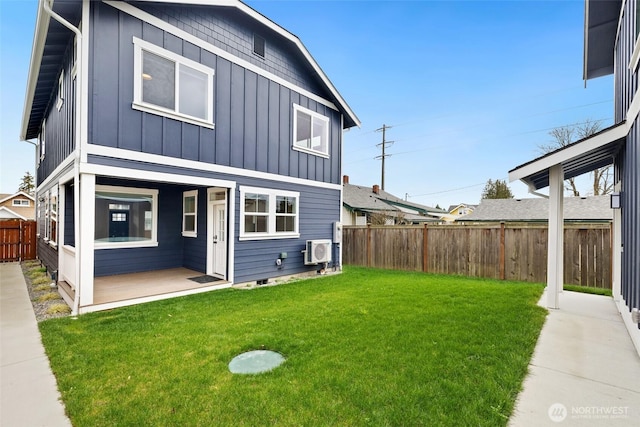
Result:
[57, 280, 75, 307]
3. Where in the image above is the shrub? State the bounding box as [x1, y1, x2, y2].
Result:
[34, 284, 52, 292]
[37, 292, 61, 303]
[46, 303, 71, 315]
[31, 276, 52, 286]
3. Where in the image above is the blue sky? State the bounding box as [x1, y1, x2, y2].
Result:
[1, 0, 613, 208]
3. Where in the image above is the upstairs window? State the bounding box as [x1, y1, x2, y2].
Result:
[293, 104, 329, 157]
[253, 34, 265, 58]
[39, 119, 46, 162]
[56, 70, 64, 111]
[12, 199, 31, 207]
[133, 37, 215, 128]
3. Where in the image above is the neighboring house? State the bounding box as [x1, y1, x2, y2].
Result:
[509, 0, 640, 355]
[0, 192, 35, 220]
[432, 203, 477, 222]
[342, 176, 444, 225]
[459, 196, 612, 223]
[21, 0, 359, 313]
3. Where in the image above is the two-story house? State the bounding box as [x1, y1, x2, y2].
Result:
[21, 0, 359, 314]
[510, 0, 639, 354]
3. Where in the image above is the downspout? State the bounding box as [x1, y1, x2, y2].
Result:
[42, 0, 83, 315]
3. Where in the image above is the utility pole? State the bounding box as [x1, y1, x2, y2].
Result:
[375, 124, 393, 190]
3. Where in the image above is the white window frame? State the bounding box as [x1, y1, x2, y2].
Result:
[132, 37, 215, 128]
[43, 191, 50, 242]
[182, 189, 198, 237]
[56, 70, 64, 111]
[12, 199, 31, 207]
[239, 186, 299, 240]
[49, 187, 58, 247]
[94, 185, 159, 249]
[292, 104, 330, 158]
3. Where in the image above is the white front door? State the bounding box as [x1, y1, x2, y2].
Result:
[207, 191, 227, 279]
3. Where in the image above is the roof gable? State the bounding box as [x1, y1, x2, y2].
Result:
[21, 0, 359, 140]
[0, 191, 36, 205]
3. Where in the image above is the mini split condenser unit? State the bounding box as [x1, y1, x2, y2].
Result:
[304, 240, 332, 265]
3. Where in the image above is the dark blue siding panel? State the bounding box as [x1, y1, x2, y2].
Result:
[182, 124, 200, 161]
[142, 114, 164, 155]
[199, 127, 215, 163]
[243, 71, 257, 170]
[163, 119, 182, 158]
[91, 4, 119, 148]
[256, 75, 269, 172]
[118, 14, 142, 152]
[216, 58, 231, 165]
[268, 80, 280, 174]
[230, 63, 245, 168]
[279, 86, 290, 176]
[142, 21, 163, 45]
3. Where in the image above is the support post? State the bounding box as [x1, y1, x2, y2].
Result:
[78, 173, 95, 308]
[547, 164, 564, 309]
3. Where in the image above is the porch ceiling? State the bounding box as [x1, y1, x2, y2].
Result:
[584, 0, 621, 80]
[509, 121, 626, 190]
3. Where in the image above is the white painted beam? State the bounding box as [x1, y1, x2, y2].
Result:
[546, 165, 564, 309]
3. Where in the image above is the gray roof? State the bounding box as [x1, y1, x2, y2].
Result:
[460, 196, 612, 222]
[343, 184, 443, 215]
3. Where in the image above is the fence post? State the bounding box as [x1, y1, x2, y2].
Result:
[366, 224, 372, 267]
[423, 223, 428, 273]
[500, 222, 505, 280]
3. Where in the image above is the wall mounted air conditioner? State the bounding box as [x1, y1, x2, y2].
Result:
[304, 239, 332, 265]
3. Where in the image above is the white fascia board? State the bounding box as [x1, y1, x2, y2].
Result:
[85, 144, 342, 191]
[20, 0, 49, 141]
[508, 122, 628, 183]
[0, 191, 35, 205]
[111, 0, 360, 127]
[0, 207, 28, 220]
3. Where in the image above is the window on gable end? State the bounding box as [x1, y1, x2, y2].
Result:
[253, 34, 265, 58]
[293, 104, 329, 157]
[132, 37, 215, 128]
[39, 119, 46, 161]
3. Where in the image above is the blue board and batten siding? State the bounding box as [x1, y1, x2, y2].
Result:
[88, 2, 342, 185]
[614, 0, 640, 323]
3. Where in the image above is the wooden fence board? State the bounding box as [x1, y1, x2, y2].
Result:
[343, 223, 611, 289]
[0, 220, 37, 262]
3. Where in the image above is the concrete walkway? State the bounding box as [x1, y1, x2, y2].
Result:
[1, 262, 71, 427]
[509, 290, 640, 426]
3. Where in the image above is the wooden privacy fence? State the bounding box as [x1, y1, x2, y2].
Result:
[0, 220, 36, 262]
[343, 223, 612, 289]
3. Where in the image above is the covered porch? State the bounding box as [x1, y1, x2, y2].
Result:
[58, 267, 230, 313]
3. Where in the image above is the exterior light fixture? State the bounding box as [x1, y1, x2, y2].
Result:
[610, 192, 622, 209]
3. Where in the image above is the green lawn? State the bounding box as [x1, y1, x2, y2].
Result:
[39, 267, 546, 426]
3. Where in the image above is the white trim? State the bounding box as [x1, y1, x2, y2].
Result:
[616, 297, 640, 357]
[78, 173, 95, 306]
[35, 154, 75, 193]
[239, 186, 300, 240]
[79, 281, 232, 314]
[103, 1, 341, 113]
[85, 144, 341, 191]
[94, 185, 159, 249]
[56, 70, 64, 111]
[0, 207, 28, 220]
[292, 104, 330, 158]
[81, 162, 237, 189]
[508, 123, 628, 183]
[132, 37, 215, 127]
[80, 0, 90, 164]
[546, 165, 563, 309]
[182, 189, 198, 237]
[40, 118, 46, 160]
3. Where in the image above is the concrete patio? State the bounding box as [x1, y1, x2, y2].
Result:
[509, 290, 640, 426]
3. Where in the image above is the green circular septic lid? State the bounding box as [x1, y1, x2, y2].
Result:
[229, 350, 285, 374]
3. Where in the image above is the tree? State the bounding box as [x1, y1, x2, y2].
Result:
[540, 119, 612, 196]
[18, 171, 35, 195]
[481, 179, 514, 200]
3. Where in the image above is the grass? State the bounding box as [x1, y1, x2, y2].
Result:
[39, 267, 546, 426]
[563, 284, 612, 297]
